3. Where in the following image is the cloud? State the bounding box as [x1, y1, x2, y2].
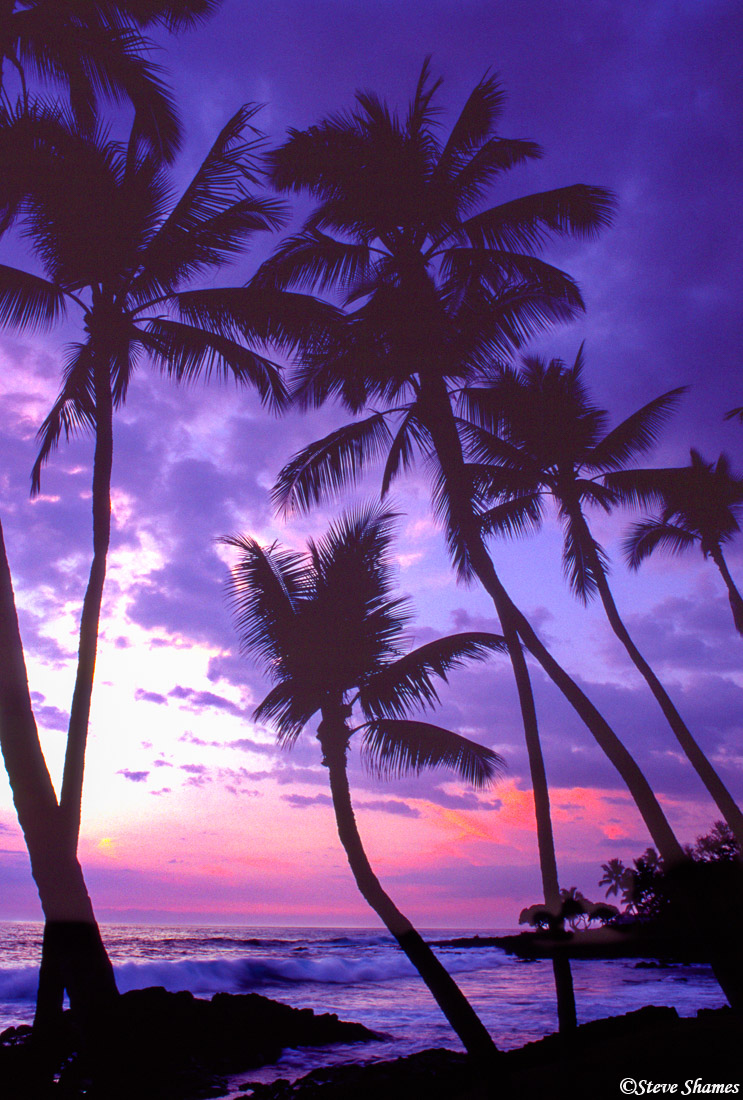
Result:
[282, 793, 333, 809]
[169, 685, 247, 718]
[118, 769, 150, 783]
[134, 689, 168, 705]
[29, 692, 69, 732]
[356, 799, 421, 818]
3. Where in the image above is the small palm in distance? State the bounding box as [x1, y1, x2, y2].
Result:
[620, 448, 743, 636]
[222, 504, 506, 1060]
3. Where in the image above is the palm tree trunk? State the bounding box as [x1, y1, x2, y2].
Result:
[60, 347, 113, 852]
[419, 387, 743, 1007]
[0, 517, 117, 1047]
[710, 545, 743, 636]
[570, 501, 743, 851]
[316, 713, 500, 1066]
[421, 379, 685, 866]
[484, 593, 576, 1030]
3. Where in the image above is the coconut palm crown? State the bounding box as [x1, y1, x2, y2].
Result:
[461, 347, 686, 601]
[0, 2, 220, 160]
[620, 448, 743, 635]
[223, 504, 507, 785]
[262, 59, 615, 578]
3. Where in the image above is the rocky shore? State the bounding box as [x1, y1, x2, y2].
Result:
[238, 1005, 742, 1100]
[0, 987, 381, 1099]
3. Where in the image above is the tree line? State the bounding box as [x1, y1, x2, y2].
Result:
[0, 1, 741, 1086]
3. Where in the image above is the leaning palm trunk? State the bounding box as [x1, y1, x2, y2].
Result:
[422, 377, 685, 864]
[710, 545, 743, 636]
[317, 713, 499, 1065]
[0, 518, 117, 1054]
[421, 382, 743, 1007]
[567, 499, 743, 851]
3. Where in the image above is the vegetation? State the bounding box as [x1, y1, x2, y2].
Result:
[0, 6, 739, 1086]
[223, 505, 505, 1060]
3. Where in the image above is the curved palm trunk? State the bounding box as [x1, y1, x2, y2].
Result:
[419, 381, 743, 1006]
[421, 377, 684, 864]
[0, 517, 117, 1062]
[568, 500, 743, 851]
[316, 711, 500, 1066]
[710, 545, 743, 636]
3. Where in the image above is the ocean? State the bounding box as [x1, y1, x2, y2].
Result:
[0, 922, 726, 1089]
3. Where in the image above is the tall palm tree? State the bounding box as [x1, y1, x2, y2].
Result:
[249, 61, 713, 1010]
[620, 449, 743, 637]
[0, 2, 219, 160]
[0, 104, 323, 1040]
[223, 505, 506, 1062]
[461, 350, 743, 850]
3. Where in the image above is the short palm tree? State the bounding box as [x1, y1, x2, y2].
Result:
[621, 449, 743, 637]
[224, 505, 506, 1062]
[462, 350, 743, 850]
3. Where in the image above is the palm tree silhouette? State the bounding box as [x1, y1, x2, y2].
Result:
[0, 105, 317, 1042]
[0, 2, 218, 158]
[256, 60, 703, 1017]
[620, 449, 743, 637]
[223, 505, 505, 1061]
[462, 350, 743, 849]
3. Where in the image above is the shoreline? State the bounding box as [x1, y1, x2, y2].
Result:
[433, 925, 713, 961]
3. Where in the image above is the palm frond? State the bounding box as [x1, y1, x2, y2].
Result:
[254, 229, 375, 296]
[359, 632, 508, 720]
[361, 718, 505, 788]
[174, 285, 341, 356]
[140, 318, 286, 409]
[479, 493, 544, 540]
[380, 408, 431, 497]
[623, 520, 697, 570]
[561, 509, 608, 603]
[221, 534, 306, 669]
[586, 388, 687, 471]
[603, 467, 686, 510]
[462, 184, 616, 251]
[272, 413, 393, 515]
[0, 264, 67, 330]
[31, 341, 96, 493]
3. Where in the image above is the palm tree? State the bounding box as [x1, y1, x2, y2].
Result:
[0, 104, 323, 1043]
[461, 350, 743, 850]
[0, 2, 220, 160]
[223, 505, 506, 1062]
[249, 60, 718, 1008]
[0, 517, 116, 1063]
[620, 449, 743, 638]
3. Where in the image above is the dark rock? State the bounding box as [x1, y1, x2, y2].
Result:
[0, 988, 381, 1100]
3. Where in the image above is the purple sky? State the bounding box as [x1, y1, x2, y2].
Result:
[0, 0, 741, 926]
